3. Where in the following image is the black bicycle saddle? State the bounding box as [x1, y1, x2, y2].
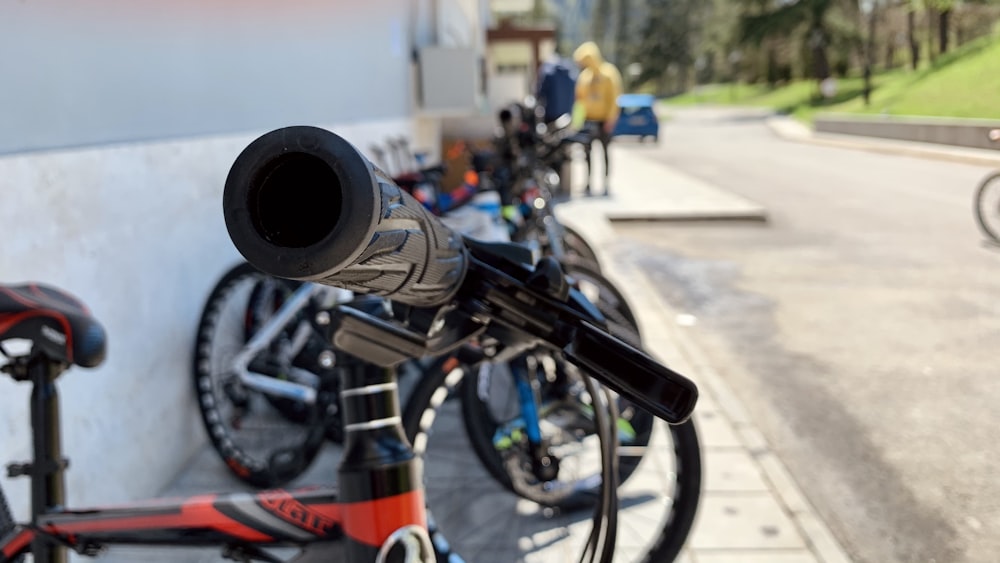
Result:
[0, 284, 106, 368]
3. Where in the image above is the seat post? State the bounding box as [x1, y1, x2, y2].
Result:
[27, 355, 68, 563]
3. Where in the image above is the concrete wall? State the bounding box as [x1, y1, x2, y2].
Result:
[0, 0, 415, 155]
[814, 115, 1000, 151]
[0, 0, 426, 521]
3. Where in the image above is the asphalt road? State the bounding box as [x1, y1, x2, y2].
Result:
[612, 107, 1000, 563]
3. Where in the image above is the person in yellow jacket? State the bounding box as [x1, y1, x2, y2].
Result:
[573, 41, 622, 196]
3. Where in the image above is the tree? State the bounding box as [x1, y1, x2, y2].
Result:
[631, 0, 702, 95]
[907, 2, 920, 70]
[922, 0, 962, 55]
[739, 0, 861, 81]
[591, 0, 613, 49]
[614, 0, 632, 67]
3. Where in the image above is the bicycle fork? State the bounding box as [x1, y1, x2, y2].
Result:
[489, 356, 560, 484]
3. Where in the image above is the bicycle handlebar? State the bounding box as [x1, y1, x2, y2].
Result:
[223, 126, 467, 308]
[223, 126, 698, 424]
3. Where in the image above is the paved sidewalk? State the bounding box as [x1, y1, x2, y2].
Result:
[555, 144, 768, 223]
[554, 145, 852, 563]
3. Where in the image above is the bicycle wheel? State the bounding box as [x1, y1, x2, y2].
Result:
[458, 351, 653, 505]
[974, 171, 1000, 243]
[192, 262, 334, 488]
[402, 360, 702, 562]
[453, 263, 645, 504]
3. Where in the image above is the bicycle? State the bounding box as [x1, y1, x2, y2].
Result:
[0, 283, 431, 563]
[489, 102, 602, 269]
[193, 258, 689, 502]
[193, 259, 690, 495]
[973, 129, 1000, 243]
[192, 263, 354, 487]
[221, 125, 701, 562]
[1, 126, 699, 563]
[193, 141, 633, 490]
[192, 125, 702, 560]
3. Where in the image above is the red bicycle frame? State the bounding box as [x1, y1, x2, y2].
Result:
[0, 354, 436, 563]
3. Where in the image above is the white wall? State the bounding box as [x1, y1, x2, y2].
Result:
[0, 0, 414, 155]
[0, 0, 426, 520]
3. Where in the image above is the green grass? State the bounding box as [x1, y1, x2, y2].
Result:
[661, 36, 1000, 122]
[827, 39, 1000, 119]
[662, 79, 866, 122]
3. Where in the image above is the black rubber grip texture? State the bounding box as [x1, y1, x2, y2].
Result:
[223, 126, 467, 308]
[318, 166, 467, 305]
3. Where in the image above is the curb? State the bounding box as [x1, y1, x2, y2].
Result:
[606, 211, 769, 223]
[574, 213, 854, 563]
[766, 116, 1000, 168]
[556, 147, 771, 225]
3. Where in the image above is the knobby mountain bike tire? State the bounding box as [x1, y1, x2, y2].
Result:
[0, 485, 24, 563]
[192, 262, 335, 488]
[974, 171, 1000, 243]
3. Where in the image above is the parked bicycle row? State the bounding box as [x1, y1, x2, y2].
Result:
[0, 101, 701, 563]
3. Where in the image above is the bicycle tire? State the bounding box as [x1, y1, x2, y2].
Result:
[0, 485, 24, 563]
[402, 357, 702, 563]
[560, 262, 639, 339]
[974, 171, 1000, 243]
[192, 262, 331, 488]
[561, 224, 602, 270]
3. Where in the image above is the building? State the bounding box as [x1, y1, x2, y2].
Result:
[0, 0, 488, 511]
[486, 18, 558, 110]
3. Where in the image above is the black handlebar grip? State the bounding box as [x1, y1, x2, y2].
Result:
[223, 126, 467, 308]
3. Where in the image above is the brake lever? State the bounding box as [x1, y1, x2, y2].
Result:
[564, 321, 698, 424]
[325, 304, 486, 368]
[459, 243, 699, 423]
[322, 238, 698, 422]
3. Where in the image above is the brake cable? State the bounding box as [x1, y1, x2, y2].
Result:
[576, 370, 620, 563]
